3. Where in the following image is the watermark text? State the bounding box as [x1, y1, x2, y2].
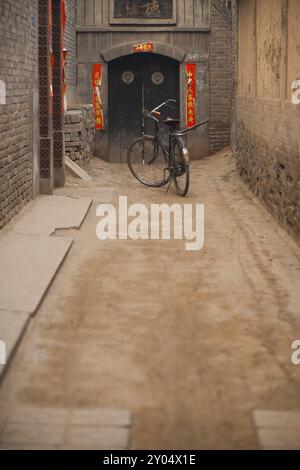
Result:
[96, 196, 204, 251]
[0, 340, 6, 365]
[291, 340, 300, 365]
[292, 80, 300, 105]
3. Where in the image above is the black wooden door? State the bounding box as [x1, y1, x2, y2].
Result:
[108, 55, 142, 163]
[108, 54, 179, 163]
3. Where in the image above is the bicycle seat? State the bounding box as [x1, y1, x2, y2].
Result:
[163, 118, 181, 127]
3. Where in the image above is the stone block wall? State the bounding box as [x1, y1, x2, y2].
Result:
[0, 0, 38, 228]
[64, 105, 95, 166]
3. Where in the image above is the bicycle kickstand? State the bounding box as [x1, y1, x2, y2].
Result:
[165, 177, 173, 195]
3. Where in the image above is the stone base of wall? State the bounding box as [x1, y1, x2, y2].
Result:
[64, 105, 95, 166]
[236, 97, 300, 241]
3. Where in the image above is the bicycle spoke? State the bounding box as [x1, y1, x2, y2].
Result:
[128, 137, 170, 188]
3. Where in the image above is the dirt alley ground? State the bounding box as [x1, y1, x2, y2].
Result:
[1, 149, 300, 449]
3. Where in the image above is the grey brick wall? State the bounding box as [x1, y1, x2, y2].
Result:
[0, 0, 38, 228]
[209, 1, 233, 153]
[65, 0, 77, 104]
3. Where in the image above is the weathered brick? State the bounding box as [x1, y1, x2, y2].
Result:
[0, 0, 38, 228]
[210, 1, 233, 153]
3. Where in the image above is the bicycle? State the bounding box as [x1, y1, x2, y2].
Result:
[127, 99, 209, 197]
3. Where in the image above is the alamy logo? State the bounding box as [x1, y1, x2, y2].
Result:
[0, 80, 6, 105]
[292, 80, 300, 105]
[96, 196, 204, 251]
[0, 340, 6, 365]
[291, 340, 300, 366]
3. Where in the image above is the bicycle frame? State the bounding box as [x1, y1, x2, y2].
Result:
[147, 99, 209, 165]
[150, 117, 170, 158]
[128, 99, 209, 196]
[147, 99, 179, 167]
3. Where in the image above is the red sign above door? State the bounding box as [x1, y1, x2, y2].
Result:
[133, 42, 154, 53]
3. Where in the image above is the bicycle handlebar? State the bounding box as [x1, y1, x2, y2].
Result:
[149, 99, 177, 116]
[147, 100, 209, 133]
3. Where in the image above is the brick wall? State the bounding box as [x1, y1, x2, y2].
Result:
[234, 0, 300, 241]
[209, 0, 233, 153]
[236, 97, 300, 238]
[231, 0, 238, 146]
[64, 0, 77, 104]
[0, 0, 38, 228]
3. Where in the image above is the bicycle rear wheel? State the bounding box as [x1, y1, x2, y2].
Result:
[172, 139, 190, 196]
[127, 136, 170, 188]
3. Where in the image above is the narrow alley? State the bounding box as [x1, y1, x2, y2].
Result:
[1, 0, 300, 456]
[0, 150, 300, 450]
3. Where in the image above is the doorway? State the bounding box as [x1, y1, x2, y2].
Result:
[108, 53, 180, 163]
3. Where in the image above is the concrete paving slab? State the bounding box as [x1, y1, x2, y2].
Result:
[5, 405, 131, 428]
[0, 234, 73, 315]
[0, 310, 30, 376]
[65, 425, 130, 450]
[4, 406, 69, 425]
[0, 405, 131, 450]
[253, 410, 300, 450]
[12, 195, 92, 236]
[0, 427, 130, 450]
[1, 422, 66, 447]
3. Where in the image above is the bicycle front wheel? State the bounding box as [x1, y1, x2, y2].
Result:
[172, 139, 190, 197]
[127, 136, 170, 188]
